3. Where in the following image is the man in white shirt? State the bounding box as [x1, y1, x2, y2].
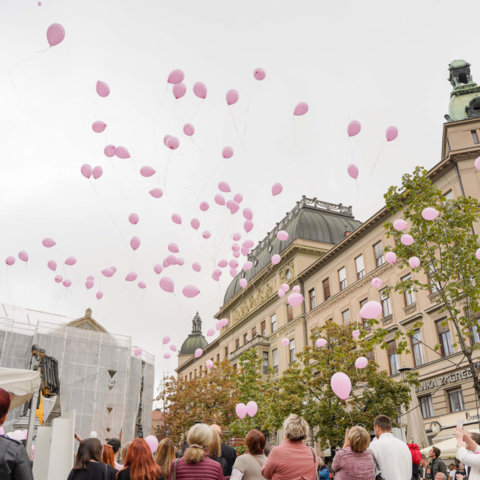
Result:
[369, 415, 412, 480]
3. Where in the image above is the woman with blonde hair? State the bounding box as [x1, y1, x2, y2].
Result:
[167, 423, 223, 480]
[154, 438, 175, 480]
[209, 429, 228, 475]
[262, 414, 318, 480]
[332, 426, 375, 480]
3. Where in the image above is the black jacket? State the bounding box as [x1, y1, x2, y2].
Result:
[0, 435, 33, 480]
[220, 443, 237, 477]
[427, 457, 448, 479]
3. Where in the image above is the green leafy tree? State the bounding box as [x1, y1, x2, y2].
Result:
[379, 166, 480, 397]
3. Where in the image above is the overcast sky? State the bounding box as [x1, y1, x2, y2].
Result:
[0, 0, 479, 387]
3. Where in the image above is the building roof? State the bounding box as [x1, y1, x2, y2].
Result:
[179, 312, 208, 355]
[223, 197, 362, 303]
[66, 308, 107, 332]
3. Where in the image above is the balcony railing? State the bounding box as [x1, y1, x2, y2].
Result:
[229, 335, 270, 361]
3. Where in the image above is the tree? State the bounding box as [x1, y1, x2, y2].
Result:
[274, 320, 415, 449]
[158, 360, 239, 443]
[380, 166, 480, 398]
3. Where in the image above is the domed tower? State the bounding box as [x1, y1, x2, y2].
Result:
[446, 60, 480, 121]
[178, 312, 208, 369]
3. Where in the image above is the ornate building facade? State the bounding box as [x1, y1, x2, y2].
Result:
[177, 60, 480, 442]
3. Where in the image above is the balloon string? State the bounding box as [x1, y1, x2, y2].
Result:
[163, 152, 174, 200]
[8, 47, 49, 89]
[354, 368, 381, 415]
[369, 143, 386, 177]
[229, 110, 246, 151]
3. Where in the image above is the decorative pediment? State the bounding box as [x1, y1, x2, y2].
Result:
[66, 309, 108, 333]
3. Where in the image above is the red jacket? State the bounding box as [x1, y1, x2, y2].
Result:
[408, 443, 422, 465]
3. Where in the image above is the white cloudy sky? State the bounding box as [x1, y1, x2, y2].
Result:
[0, 0, 479, 386]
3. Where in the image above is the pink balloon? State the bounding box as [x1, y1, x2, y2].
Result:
[18, 251, 28, 262]
[193, 82, 207, 99]
[96, 81, 110, 98]
[194, 348, 203, 358]
[401, 234, 414, 246]
[125, 272, 138, 282]
[129, 213, 139, 225]
[92, 121, 106, 133]
[281, 283, 290, 292]
[243, 208, 253, 220]
[218, 260, 228, 268]
[205, 360, 213, 369]
[42, 237, 56, 248]
[385, 252, 397, 264]
[242, 261, 253, 271]
[476, 248, 480, 261]
[218, 181, 231, 193]
[202, 230, 211, 239]
[293, 286, 300, 293]
[475, 157, 480, 171]
[386, 126, 399, 142]
[47, 260, 57, 271]
[104, 145, 116, 157]
[145, 436, 158, 455]
[229, 259, 238, 268]
[371, 277, 382, 289]
[222, 146, 234, 159]
[162, 336, 170, 344]
[5, 256, 15, 266]
[272, 183, 283, 196]
[183, 123, 195, 136]
[347, 164, 359, 180]
[191, 218, 200, 230]
[163, 352, 171, 359]
[233, 251, 240, 259]
[316, 338, 327, 347]
[63, 279, 72, 287]
[172, 83, 186, 99]
[149, 188, 164, 199]
[355, 356, 369, 369]
[168, 69, 185, 84]
[253, 68, 266, 81]
[140, 166, 155, 177]
[96, 291, 103, 299]
[294, 102, 309, 116]
[134, 347, 142, 356]
[192, 262, 201, 272]
[229, 268, 238, 277]
[214, 194, 226, 206]
[359, 300, 382, 319]
[199, 201, 209, 212]
[226, 200, 239, 214]
[239, 278, 248, 288]
[101, 268, 114, 278]
[234, 193, 243, 203]
[85, 279, 94, 289]
[331, 372, 352, 400]
[235, 403, 247, 419]
[393, 219, 408, 231]
[169, 344, 177, 353]
[271, 254, 281, 265]
[168, 243, 179, 253]
[281, 338, 289, 346]
[347, 120, 361, 137]
[277, 230, 289, 241]
[288, 292, 304, 307]
[92, 166, 103, 179]
[422, 207, 439, 221]
[153, 264, 163, 275]
[80, 164, 92, 179]
[130, 236, 141, 251]
[65, 256, 77, 266]
[166, 136, 179, 150]
[159, 277, 174, 293]
[243, 239, 254, 248]
[278, 289, 285, 298]
[54, 274, 63, 283]
[172, 214, 182, 225]
[352, 330, 360, 340]
[226, 89, 239, 105]
[116, 146, 130, 159]
[246, 401, 258, 417]
[46, 23, 65, 47]
[409, 256, 420, 268]
[138, 281, 147, 289]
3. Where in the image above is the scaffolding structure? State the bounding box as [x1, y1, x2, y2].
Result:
[0, 315, 154, 442]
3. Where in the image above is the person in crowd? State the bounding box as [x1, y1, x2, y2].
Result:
[369, 414, 411, 480]
[420, 458, 429, 480]
[102, 444, 116, 469]
[262, 414, 318, 480]
[408, 443, 422, 480]
[434, 474, 446, 480]
[167, 423, 223, 480]
[455, 462, 467, 480]
[0, 388, 33, 480]
[154, 438, 175, 480]
[331, 426, 375, 480]
[211, 424, 237, 476]
[117, 438, 162, 480]
[121, 443, 131, 467]
[107, 439, 122, 470]
[230, 429, 267, 480]
[209, 429, 228, 475]
[317, 458, 330, 480]
[67, 438, 116, 480]
[427, 447, 448, 479]
[448, 464, 456, 480]
[261, 431, 273, 458]
[455, 427, 480, 480]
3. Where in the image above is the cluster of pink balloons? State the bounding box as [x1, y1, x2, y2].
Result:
[81, 164, 103, 180]
[235, 401, 258, 419]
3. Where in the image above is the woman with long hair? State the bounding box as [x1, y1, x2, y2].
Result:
[102, 444, 116, 469]
[67, 438, 116, 480]
[167, 424, 223, 480]
[154, 438, 175, 480]
[117, 438, 162, 480]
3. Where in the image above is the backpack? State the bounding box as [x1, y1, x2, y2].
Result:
[408, 443, 422, 465]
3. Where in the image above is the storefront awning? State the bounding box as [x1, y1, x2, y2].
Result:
[0, 368, 41, 409]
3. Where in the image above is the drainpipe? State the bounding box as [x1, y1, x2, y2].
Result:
[299, 278, 308, 348]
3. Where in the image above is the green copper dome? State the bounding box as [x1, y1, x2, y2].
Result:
[179, 312, 208, 355]
[447, 59, 480, 121]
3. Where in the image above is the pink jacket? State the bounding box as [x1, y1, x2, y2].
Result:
[262, 440, 318, 480]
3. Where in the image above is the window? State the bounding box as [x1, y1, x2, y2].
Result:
[199, 365, 203, 377]
[342, 309, 351, 325]
[436, 320, 453, 356]
[472, 318, 480, 344]
[252, 327, 257, 338]
[308, 288, 316, 310]
[419, 395, 434, 418]
[448, 389, 465, 412]
[355, 255, 365, 279]
[262, 351, 269, 374]
[411, 330, 425, 366]
[401, 274, 416, 306]
[287, 304, 293, 322]
[271, 314, 277, 333]
[216, 353, 220, 362]
[261, 320, 266, 336]
[289, 339, 296, 363]
[243, 333, 248, 344]
[323, 278, 331, 300]
[472, 130, 479, 144]
[285, 269, 291, 280]
[338, 267, 347, 291]
[233, 364, 237, 373]
[380, 288, 392, 317]
[444, 190, 454, 201]
[235, 338, 240, 350]
[189, 372, 192, 380]
[272, 348, 278, 373]
[387, 341, 399, 375]
[194, 369, 197, 379]
[224, 346, 229, 359]
[373, 241, 385, 267]
[428, 262, 440, 294]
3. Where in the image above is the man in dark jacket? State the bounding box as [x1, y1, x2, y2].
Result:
[0, 388, 34, 479]
[211, 424, 237, 476]
[427, 447, 448, 479]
